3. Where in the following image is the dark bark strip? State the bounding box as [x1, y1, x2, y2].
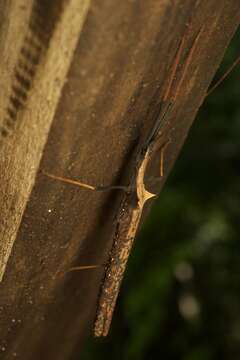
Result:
[0, 0, 66, 141]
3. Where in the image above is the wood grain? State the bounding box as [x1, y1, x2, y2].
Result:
[0, 0, 90, 280]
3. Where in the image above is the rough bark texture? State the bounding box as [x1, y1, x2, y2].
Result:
[0, 0, 90, 279]
[0, 0, 239, 359]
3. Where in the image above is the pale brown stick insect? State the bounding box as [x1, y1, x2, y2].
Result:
[44, 26, 203, 337]
[44, 24, 240, 336]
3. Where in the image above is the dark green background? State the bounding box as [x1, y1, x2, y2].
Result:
[82, 27, 240, 360]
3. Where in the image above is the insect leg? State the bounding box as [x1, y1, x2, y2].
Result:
[67, 265, 100, 272]
[43, 171, 130, 192]
[43, 171, 96, 190]
[159, 140, 171, 177]
[144, 101, 173, 149]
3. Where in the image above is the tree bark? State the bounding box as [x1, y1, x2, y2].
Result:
[0, 0, 239, 359]
[0, 0, 90, 279]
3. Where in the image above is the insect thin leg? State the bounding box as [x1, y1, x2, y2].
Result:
[43, 171, 96, 190]
[159, 140, 170, 177]
[43, 171, 130, 192]
[67, 265, 100, 272]
[144, 101, 173, 148]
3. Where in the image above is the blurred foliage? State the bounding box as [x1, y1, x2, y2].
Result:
[81, 26, 240, 360]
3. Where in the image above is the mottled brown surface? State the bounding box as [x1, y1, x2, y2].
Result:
[0, 0, 90, 280]
[0, 0, 239, 359]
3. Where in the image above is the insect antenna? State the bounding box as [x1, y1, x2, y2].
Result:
[207, 54, 240, 96]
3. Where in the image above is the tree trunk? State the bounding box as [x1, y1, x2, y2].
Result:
[0, 0, 239, 358]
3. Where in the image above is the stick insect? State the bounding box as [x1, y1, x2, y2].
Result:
[44, 25, 240, 336]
